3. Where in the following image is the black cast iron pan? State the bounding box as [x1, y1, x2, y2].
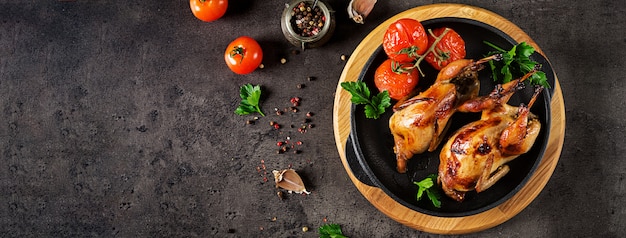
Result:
[345, 17, 555, 217]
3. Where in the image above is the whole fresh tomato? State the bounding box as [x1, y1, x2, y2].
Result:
[424, 27, 466, 70]
[224, 36, 263, 75]
[374, 58, 419, 100]
[190, 0, 228, 22]
[382, 18, 428, 63]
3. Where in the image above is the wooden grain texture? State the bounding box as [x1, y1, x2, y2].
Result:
[332, 3, 566, 234]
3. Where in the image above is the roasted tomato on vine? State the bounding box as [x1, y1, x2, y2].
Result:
[424, 27, 466, 70]
[382, 18, 428, 63]
[374, 58, 419, 100]
[190, 0, 228, 22]
[224, 36, 263, 75]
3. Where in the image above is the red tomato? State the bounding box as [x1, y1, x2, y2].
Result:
[374, 59, 419, 100]
[382, 18, 428, 63]
[424, 27, 466, 70]
[190, 0, 228, 22]
[224, 36, 263, 74]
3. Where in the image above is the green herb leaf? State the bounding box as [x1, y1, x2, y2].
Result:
[484, 41, 550, 89]
[341, 82, 391, 119]
[235, 83, 265, 116]
[517, 42, 535, 58]
[343, 81, 371, 105]
[426, 189, 441, 208]
[368, 90, 391, 119]
[413, 174, 441, 208]
[319, 224, 348, 238]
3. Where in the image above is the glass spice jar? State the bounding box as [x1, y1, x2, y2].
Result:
[281, 0, 335, 49]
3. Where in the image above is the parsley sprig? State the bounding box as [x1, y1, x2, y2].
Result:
[414, 174, 441, 208]
[319, 223, 348, 238]
[484, 41, 550, 88]
[234, 83, 265, 116]
[340, 81, 391, 119]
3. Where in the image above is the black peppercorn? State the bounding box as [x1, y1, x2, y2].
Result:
[290, 1, 325, 37]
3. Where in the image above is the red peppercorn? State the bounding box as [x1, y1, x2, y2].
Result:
[290, 97, 301, 107]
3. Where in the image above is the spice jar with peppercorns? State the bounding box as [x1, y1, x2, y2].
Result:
[281, 0, 335, 49]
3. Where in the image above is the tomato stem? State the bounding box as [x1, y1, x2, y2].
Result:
[391, 60, 411, 74]
[230, 46, 245, 64]
[392, 28, 451, 77]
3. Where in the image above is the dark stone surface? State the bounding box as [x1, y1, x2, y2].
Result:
[0, 0, 624, 237]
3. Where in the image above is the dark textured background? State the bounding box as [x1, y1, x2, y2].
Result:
[0, 0, 624, 237]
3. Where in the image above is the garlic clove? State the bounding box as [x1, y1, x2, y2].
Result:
[348, 0, 377, 24]
[272, 169, 311, 194]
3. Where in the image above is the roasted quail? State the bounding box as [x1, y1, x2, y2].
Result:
[389, 55, 499, 173]
[438, 71, 543, 202]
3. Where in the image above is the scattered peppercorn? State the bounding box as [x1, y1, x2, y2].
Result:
[297, 83, 304, 89]
[307, 76, 315, 81]
[290, 97, 301, 106]
[302, 226, 309, 232]
[280, 58, 287, 64]
[258, 63, 265, 69]
[340, 54, 347, 61]
[265, 96, 317, 157]
[246, 120, 255, 125]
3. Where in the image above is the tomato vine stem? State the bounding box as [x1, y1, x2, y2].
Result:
[393, 27, 451, 77]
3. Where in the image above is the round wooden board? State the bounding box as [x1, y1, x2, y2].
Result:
[332, 3, 566, 235]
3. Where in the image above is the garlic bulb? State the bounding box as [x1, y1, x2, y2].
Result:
[272, 169, 310, 194]
[347, 0, 377, 24]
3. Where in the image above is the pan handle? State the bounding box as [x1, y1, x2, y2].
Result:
[345, 135, 376, 187]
